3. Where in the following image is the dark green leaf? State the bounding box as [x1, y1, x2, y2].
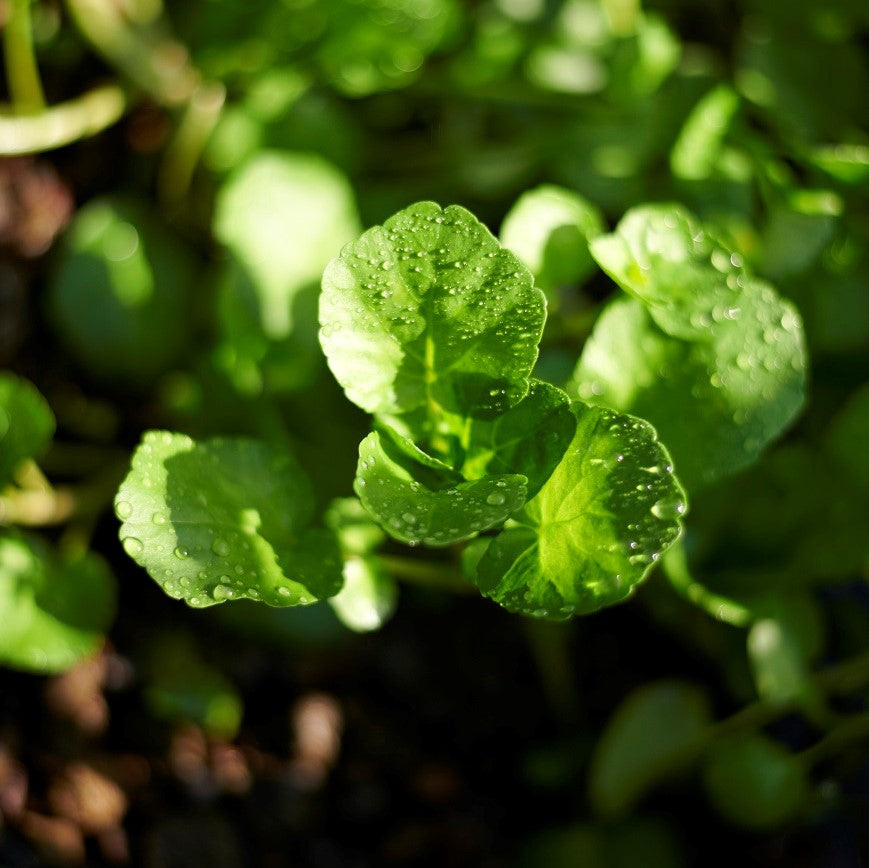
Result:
[472, 403, 686, 618]
[588, 680, 711, 817]
[702, 735, 808, 829]
[320, 201, 546, 419]
[49, 198, 195, 383]
[115, 432, 343, 608]
[463, 380, 577, 499]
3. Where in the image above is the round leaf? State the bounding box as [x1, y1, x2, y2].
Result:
[49, 197, 194, 382]
[115, 431, 343, 608]
[472, 402, 686, 618]
[500, 185, 604, 291]
[320, 201, 546, 419]
[214, 152, 360, 339]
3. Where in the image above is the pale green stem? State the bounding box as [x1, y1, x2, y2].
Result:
[64, 0, 198, 106]
[158, 80, 225, 203]
[377, 554, 474, 595]
[0, 84, 127, 154]
[3, 0, 45, 111]
[524, 619, 580, 727]
[796, 710, 869, 768]
[662, 541, 753, 628]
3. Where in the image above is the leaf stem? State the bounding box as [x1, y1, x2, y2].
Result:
[0, 84, 127, 154]
[796, 711, 869, 768]
[3, 0, 46, 112]
[376, 553, 474, 595]
[662, 542, 753, 628]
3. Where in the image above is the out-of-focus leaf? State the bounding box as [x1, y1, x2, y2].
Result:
[702, 735, 808, 829]
[588, 680, 711, 817]
[49, 198, 195, 383]
[328, 555, 398, 632]
[500, 185, 604, 293]
[0, 533, 116, 673]
[0, 374, 55, 488]
[214, 151, 360, 340]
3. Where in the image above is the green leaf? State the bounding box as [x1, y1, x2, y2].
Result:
[0, 374, 55, 488]
[573, 265, 806, 489]
[325, 496, 387, 557]
[588, 203, 747, 341]
[500, 185, 604, 291]
[328, 555, 398, 633]
[115, 431, 343, 608]
[320, 201, 546, 419]
[49, 197, 195, 383]
[588, 680, 711, 817]
[462, 380, 577, 499]
[214, 151, 360, 340]
[144, 634, 243, 739]
[702, 735, 808, 829]
[670, 85, 740, 181]
[472, 403, 686, 618]
[0, 533, 116, 673]
[354, 428, 527, 547]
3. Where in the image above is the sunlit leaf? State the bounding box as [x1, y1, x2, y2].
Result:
[472, 403, 686, 618]
[354, 427, 527, 547]
[0, 533, 116, 673]
[320, 201, 546, 419]
[115, 431, 343, 608]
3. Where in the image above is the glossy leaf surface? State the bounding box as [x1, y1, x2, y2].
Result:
[320, 201, 546, 419]
[354, 428, 527, 547]
[472, 403, 686, 618]
[116, 432, 343, 608]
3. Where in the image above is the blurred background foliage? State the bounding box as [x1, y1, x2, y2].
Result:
[1, 0, 868, 864]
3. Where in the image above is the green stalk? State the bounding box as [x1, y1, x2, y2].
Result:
[0, 84, 126, 154]
[662, 542, 753, 628]
[3, 0, 46, 112]
[377, 553, 474, 595]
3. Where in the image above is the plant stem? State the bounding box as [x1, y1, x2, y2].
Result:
[0, 84, 127, 154]
[797, 711, 869, 768]
[662, 542, 754, 628]
[158, 80, 225, 204]
[377, 554, 474, 595]
[63, 0, 198, 106]
[3, 0, 46, 112]
[524, 619, 580, 728]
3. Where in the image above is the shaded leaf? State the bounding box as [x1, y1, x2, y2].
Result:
[589, 680, 711, 817]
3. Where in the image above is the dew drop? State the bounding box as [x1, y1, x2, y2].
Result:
[486, 491, 506, 506]
[174, 546, 189, 559]
[122, 537, 143, 557]
[651, 499, 685, 520]
[116, 501, 133, 519]
[212, 539, 230, 557]
[152, 512, 168, 525]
